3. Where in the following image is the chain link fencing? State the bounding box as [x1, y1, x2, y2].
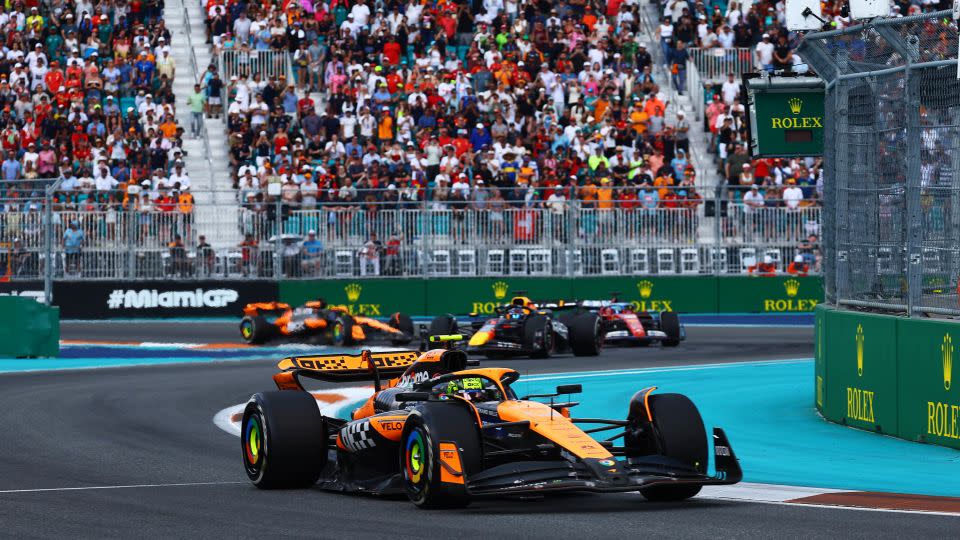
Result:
[799, 9, 960, 316]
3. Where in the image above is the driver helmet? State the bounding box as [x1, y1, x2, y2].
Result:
[506, 307, 525, 320]
[444, 377, 490, 401]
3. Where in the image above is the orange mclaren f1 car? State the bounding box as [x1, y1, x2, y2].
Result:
[240, 336, 742, 507]
[239, 300, 415, 346]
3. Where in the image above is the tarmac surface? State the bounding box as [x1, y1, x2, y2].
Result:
[1, 322, 956, 537]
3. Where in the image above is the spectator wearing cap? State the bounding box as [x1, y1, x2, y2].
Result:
[301, 230, 324, 276]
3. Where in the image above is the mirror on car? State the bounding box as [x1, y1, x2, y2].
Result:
[556, 384, 582, 395]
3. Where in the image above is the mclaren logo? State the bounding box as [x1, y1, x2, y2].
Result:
[637, 280, 653, 299]
[345, 283, 362, 302]
[856, 324, 864, 377]
[944, 333, 953, 391]
[784, 279, 800, 298]
[492, 281, 509, 300]
[789, 97, 802, 114]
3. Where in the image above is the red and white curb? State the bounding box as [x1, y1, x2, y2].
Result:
[214, 389, 960, 516]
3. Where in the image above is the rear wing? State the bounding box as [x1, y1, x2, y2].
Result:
[274, 350, 419, 391]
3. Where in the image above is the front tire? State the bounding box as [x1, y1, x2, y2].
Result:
[241, 391, 327, 489]
[400, 402, 482, 508]
[240, 315, 272, 344]
[568, 312, 603, 356]
[525, 314, 553, 358]
[638, 393, 706, 502]
[659, 312, 681, 347]
[428, 314, 458, 339]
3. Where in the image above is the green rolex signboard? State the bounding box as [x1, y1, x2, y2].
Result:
[747, 76, 825, 157]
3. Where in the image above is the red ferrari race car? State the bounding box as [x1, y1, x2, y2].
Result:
[240, 300, 415, 346]
[581, 300, 685, 347]
[239, 337, 742, 507]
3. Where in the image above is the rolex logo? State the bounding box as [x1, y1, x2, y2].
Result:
[784, 279, 800, 298]
[344, 283, 362, 302]
[492, 281, 509, 300]
[789, 97, 802, 115]
[637, 280, 653, 299]
[855, 324, 864, 377]
[943, 333, 953, 391]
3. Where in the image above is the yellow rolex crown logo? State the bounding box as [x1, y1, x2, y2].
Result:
[492, 281, 509, 300]
[637, 280, 654, 299]
[784, 279, 800, 298]
[943, 333, 953, 391]
[855, 324, 864, 377]
[788, 97, 803, 114]
[344, 283, 362, 302]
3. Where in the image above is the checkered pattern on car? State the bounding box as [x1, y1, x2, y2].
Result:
[339, 421, 376, 452]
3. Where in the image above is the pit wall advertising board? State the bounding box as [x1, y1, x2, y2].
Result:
[0, 280, 279, 319]
[816, 305, 960, 450]
[279, 276, 823, 317]
[0, 276, 823, 319]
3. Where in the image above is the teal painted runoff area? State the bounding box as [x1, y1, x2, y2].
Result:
[520, 360, 960, 497]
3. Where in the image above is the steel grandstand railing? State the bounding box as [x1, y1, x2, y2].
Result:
[0, 188, 821, 280]
[686, 48, 755, 83]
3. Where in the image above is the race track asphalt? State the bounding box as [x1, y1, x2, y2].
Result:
[1, 323, 956, 538]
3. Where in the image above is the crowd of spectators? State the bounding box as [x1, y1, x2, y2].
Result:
[200, 0, 718, 232]
[0, 0, 194, 254]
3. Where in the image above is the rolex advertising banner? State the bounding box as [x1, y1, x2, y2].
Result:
[897, 318, 960, 449]
[717, 276, 823, 313]
[570, 277, 717, 313]
[820, 308, 899, 435]
[816, 306, 960, 450]
[280, 276, 824, 317]
[425, 278, 566, 316]
[280, 279, 427, 316]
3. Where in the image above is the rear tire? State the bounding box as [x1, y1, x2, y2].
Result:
[660, 312, 681, 347]
[638, 393, 706, 502]
[525, 314, 553, 358]
[428, 314, 458, 339]
[400, 402, 481, 508]
[240, 315, 271, 345]
[241, 391, 327, 489]
[568, 312, 603, 356]
[389, 312, 415, 345]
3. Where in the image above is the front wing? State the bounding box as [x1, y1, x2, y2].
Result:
[467, 428, 740, 497]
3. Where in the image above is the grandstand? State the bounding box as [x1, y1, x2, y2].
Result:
[0, 0, 828, 280]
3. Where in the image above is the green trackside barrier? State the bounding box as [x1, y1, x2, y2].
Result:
[816, 305, 960, 450]
[0, 297, 59, 357]
[717, 276, 823, 313]
[897, 318, 960, 449]
[279, 276, 824, 315]
[280, 279, 427, 317]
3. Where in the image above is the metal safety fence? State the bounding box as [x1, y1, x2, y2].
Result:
[217, 49, 292, 84]
[0, 187, 820, 281]
[686, 48, 754, 84]
[798, 9, 960, 316]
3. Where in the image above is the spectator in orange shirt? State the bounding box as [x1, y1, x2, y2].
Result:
[582, 5, 598, 31]
[654, 170, 675, 199]
[597, 178, 614, 209]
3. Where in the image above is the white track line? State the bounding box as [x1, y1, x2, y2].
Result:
[0, 481, 244, 495]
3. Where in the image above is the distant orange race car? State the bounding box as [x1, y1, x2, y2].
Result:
[239, 336, 742, 507]
[239, 300, 415, 346]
